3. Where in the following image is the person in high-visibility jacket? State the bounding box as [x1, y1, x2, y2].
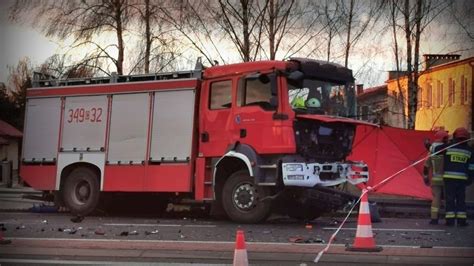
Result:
[434, 127, 473, 226]
[423, 129, 449, 225]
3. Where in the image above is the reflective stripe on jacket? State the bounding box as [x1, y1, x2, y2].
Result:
[435, 142, 474, 181]
[426, 142, 444, 185]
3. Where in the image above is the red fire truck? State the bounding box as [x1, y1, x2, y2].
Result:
[21, 58, 371, 223]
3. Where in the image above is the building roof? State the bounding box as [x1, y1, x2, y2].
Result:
[386, 56, 474, 82]
[0, 119, 22, 138]
[357, 85, 387, 100]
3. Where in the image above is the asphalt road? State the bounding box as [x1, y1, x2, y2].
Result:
[0, 210, 473, 265]
[0, 187, 473, 264]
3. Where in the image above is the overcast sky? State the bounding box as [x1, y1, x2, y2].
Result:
[0, 0, 472, 89]
[0, 0, 60, 84]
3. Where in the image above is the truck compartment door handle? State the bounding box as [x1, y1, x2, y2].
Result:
[240, 129, 247, 138]
[201, 132, 209, 142]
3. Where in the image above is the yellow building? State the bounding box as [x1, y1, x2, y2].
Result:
[386, 55, 473, 134]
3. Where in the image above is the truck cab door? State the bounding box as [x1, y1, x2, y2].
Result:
[199, 79, 235, 157]
[234, 73, 293, 154]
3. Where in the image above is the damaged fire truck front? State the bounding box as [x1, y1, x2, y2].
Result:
[21, 58, 371, 223]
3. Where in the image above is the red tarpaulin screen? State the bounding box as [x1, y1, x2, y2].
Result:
[348, 125, 436, 199]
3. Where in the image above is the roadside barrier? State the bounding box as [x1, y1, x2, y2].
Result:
[346, 189, 382, 252]
[233, 230, 248, 266]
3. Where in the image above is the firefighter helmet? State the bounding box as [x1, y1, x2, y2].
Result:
[434, 130, 449, 142]
[306, 98, 321, 108]
[453, 127, 470, 140]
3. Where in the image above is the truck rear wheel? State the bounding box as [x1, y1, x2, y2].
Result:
[62, 167, 100, 216]
[222, 170, 271, 223]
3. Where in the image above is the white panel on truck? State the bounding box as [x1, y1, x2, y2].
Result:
[23, 98, 61, 162]
[108, 93, 150, 164]
[150, 89, 195, 162]
[62, 95, 108, 151]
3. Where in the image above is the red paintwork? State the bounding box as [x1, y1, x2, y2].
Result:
[144, 164, 193, 192]
[297, 114, 378, 127]
[20, 165, 56, 190]
[199, 77, 236, 157]
[27, 79, 199, 97]
[103, 165, 145, 191]
[104, 96, 112, 158]
[194, 157, 206, 200]
[204, 61, 288, 79]
[144, 92, 154, 166]
[24, 59, 371, 198]
[233, 106, 295, 153]
[103, 164, 193, 192]
[199, 71, 296, 157]
[57, 98, 65, 152]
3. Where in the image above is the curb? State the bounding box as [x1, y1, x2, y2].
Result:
[2, 238, 474, 258]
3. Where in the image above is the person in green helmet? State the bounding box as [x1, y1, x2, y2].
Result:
[306, 97, 321, 108]
[305, 97, 324, 114]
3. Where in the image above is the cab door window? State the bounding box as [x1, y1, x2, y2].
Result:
[237, 74, 276, 111]
[209, 80, 232, 110]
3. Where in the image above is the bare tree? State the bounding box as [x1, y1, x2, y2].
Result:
[264, 0, 294, 60]
[448, 0, 474, 41]
[388, 0, 407, 128]
[11, 0, 133, 75]
[5, 58, 32, 129]
[212, 0, 269, 62]
[127, 0, 180, 74]
[40, 54, 97, 79]
[387, 0, 452, 129]
[340, 0, 384, 68]
[158, 1, 225, 66]
[318, 0, 342, 62]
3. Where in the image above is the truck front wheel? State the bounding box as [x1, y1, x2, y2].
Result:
[222, 170, 271, 223]
[62, 167, 100, 216]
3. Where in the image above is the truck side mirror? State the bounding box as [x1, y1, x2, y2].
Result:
[287, 70, 303, 88]
[246, 72, 269, 83]
[287, 70, 303, 82]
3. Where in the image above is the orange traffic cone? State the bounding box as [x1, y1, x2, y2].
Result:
[346, 189, 382, 252]
[233, 230, 248, 266]
[0, 231, 12, 245]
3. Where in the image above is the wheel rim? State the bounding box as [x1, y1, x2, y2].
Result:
[73, 180, 91, 205]
[232, 182, 257, 211]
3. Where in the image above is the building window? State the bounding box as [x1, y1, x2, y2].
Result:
[361, 105, 369, 121]
[452, 79, 456, 105]
[448, 78, 452, 106]
[426, 83, 432, 108]
[209, 80, 232, 110]
[417, 88, 422, 110]
[436, 80, 444, 107]
[461, 75, 467, 105]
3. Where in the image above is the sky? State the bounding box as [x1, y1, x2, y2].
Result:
[0, 0, 61, 84]
[0, 0, 472, 89]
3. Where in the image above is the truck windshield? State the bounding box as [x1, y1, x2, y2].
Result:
[288, 79, 355, 117]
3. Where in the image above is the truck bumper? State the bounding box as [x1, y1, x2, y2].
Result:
[281, 161, 368, 187]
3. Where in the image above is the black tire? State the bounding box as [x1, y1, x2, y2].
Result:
[62, 167, 100, 216]
[222, 170, 271, 223]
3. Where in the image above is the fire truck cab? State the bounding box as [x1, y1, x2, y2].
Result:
[21, 58, 370, 223]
